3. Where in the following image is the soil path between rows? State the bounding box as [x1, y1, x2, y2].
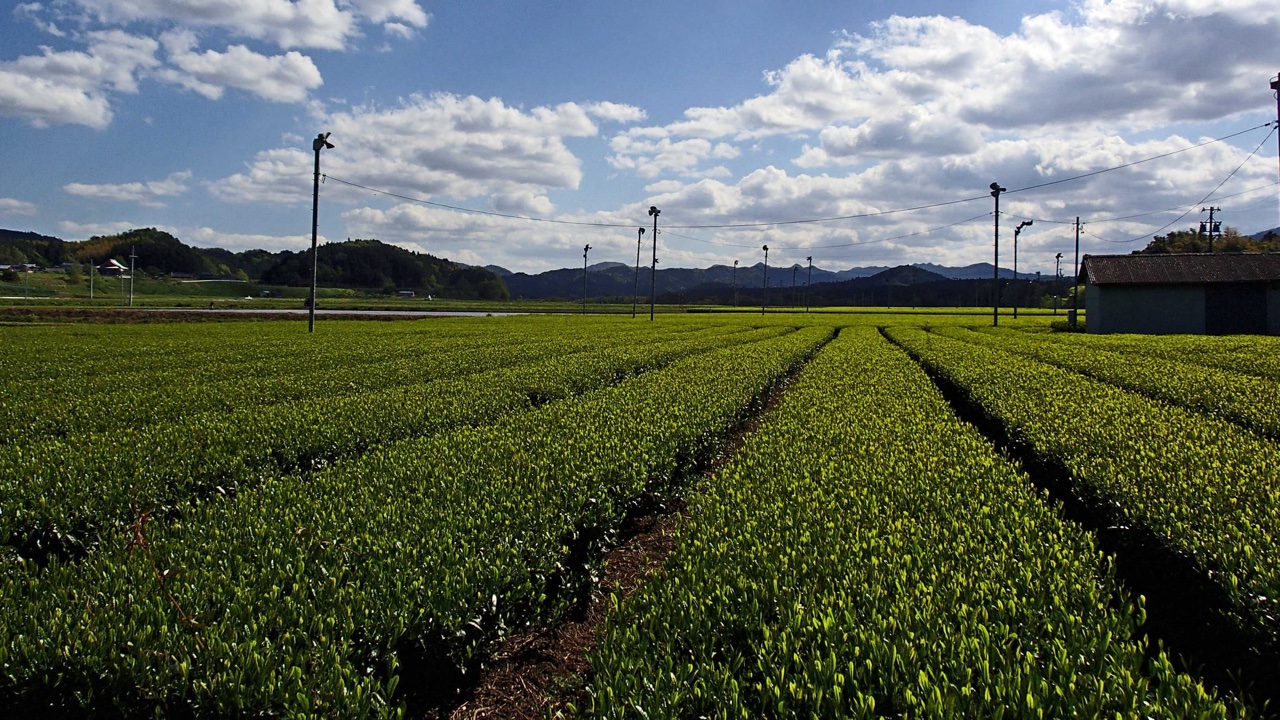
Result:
[426, 344, 815, 720]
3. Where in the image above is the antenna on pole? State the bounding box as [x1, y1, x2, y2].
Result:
[632, 228, 644, 319]
[805, 256, 812, 313]
[582, 243, 591, 315]
[1271, 71, 1280, 229]
[309, 131, 334, 334]
[761, 245, 769, 315]
[990, 182, 1006, 326]
[648, 206, 660, 321]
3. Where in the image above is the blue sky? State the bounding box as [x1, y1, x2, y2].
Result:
[2, 0, 1278, 273]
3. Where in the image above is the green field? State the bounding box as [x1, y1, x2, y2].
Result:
[0, 313, 1271, 718]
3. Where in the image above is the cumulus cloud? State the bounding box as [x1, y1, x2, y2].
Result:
[0, 198, 38, 216]
[57, 219, 140, 238]
[609, 136, 740, 178]
[341, 202, 610, 272]
[609, 2, 1279, 179]
[63, 170, 192, 206]
[158, 30, 322, 101]
[214, 94, 600, 208]
[14, 3, 66, 36]
[0, 30, 159, 128]
[72, 0, 428, 50]
[584, 101, 647, 124]
[180, 226, 319, 252]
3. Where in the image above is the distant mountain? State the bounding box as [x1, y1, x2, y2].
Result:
[1249, 227, 1280, 241]
[484, 264, 513, 276]
[912, 262, 1032, 280]
[503, 260, 1035, 301]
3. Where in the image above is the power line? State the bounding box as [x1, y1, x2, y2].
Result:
[664, 212, 992, 252]
[1097, 126, 1276, 243]
[1008, 180, 1280, 226]
[1004, 122, 1274, 196]
[319, 121, 1274, 235]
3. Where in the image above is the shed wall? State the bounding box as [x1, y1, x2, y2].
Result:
[1269, 286, 1280, 335]
[1089, 284, 1205, 334]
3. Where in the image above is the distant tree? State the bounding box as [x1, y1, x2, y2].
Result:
[1139, 226, 1280, 254]
[66, 262, 82, 284]
[0, 246, 27, 265]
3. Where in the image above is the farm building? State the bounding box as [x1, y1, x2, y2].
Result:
[1081, 253, 1280, 335]
[97, 259, 129, 276]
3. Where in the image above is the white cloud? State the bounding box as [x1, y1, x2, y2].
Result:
[341, 202, 605, 272]
[214, 94, 600, 208]
[73, 0, 356, 50]
[795, 107, 984, 166]
[63, 170, 192, 206]
[609, 136, 741, 178]
[609, 2, 1279, 179]
[180, 226, 319, 252]
[158, 30, 322, 102]
[585, 101, 647, 124]
[14, 3, 66, 36]
[348, 0, 428, 27]
[382, 22, 415, 40]
[57, 219, 140, 238]
[72, 0, 428, 50]
[0, 30, 159, 128]
[0, 198, 38, 216]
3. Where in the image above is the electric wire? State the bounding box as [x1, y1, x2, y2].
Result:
[320, 122, 1273, 234]
[1003, 122, 1274, 196]
[1096, 125, 1276, 243]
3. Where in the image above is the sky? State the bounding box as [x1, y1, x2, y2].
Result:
[2, 0, 1279, 274]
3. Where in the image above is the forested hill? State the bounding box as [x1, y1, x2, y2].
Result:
[260, 239, 508, 299]
[0, 229, 508, 299]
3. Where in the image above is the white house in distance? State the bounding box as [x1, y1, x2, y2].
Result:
[1081, 253, 1280, 335]
[97, 259, 129, 276]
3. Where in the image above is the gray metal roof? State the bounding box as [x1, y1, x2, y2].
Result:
[1082, 253, 1280, 285]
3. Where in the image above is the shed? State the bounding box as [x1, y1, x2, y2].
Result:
[1081, 253, 1280, 335]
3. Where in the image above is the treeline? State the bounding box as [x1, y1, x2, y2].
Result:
[0, 228, 508, 300]
[261, 239, 508, 300]
[1139, 227, 1280, 254]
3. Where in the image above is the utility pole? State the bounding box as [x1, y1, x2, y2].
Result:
[791, 264, 798, 307]
[1013, 221, 1032, 319]
[1072, 217, 1081, 329]
[1271, 71, 1279, 229]
[309, 131, 334, 334]
[805, 256, 812, 312]
[128, 246, 137, 307]
[761, 245, 769, 315]
[89, 259, 94, 300]
[990, 182, 1006, 326]
[732, 259, 738, 307]
[648, 206, 660, 321]
[582, 244, 591, 315]
[632, 228, 644, 318]
[1199, 206, 1221, 253]
[1054, 252, 1062, 316]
